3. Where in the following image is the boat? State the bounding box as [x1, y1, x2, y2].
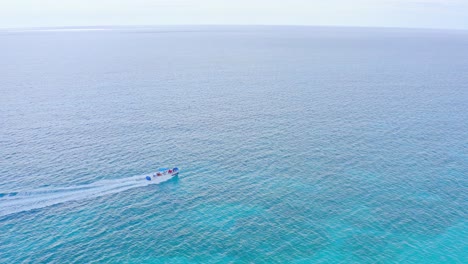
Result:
[145, 167, 179, 181]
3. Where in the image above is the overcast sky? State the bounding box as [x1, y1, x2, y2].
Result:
[1, 0, 468, 30]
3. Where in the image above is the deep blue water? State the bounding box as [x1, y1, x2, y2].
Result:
[0, 26, 467, 263]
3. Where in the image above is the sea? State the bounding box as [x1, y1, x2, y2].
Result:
[0, 26, 467, 263]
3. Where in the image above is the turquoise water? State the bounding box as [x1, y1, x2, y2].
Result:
[0, 26, 467, 263]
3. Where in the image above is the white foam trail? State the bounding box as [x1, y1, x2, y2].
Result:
[0, 174, 176, 217]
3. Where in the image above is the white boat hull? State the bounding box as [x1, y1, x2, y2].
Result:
[146, 168, 179, 181]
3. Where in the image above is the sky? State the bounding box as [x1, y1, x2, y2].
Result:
[1, 0, 468, 30]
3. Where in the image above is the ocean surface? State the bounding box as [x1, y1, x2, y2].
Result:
[0, 26, 467, 263]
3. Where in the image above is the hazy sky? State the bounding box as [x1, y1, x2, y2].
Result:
[1, 0, 468, 29]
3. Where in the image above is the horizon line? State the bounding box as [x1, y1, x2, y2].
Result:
[1, 24, 468, 33]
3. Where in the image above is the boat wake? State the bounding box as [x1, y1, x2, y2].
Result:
[0, 174, 175, 217]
